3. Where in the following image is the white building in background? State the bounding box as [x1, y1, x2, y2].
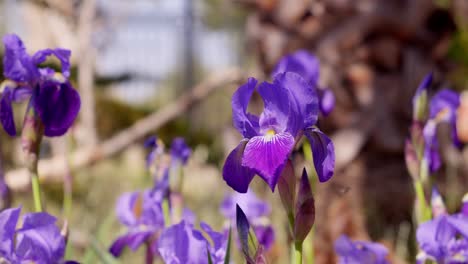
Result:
[2, 0, 242, 105]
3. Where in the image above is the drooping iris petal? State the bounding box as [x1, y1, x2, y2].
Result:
[305, 127, 335, 182]
[319, 88, 335, 116]
[2, 34, 38, 83]
[272, 50, 320, 84]
[274, 72, 319, 129]
[223, 140, 256, 193]
[32, 48, 71, 78]
[0, 87, 17, 136]
[16, 212, 66, 264]
[0, 207, 21, 256]
[32, 81, 81, 137]
[257, 81, 292, 134]
[157, 221, 208, 264]
[220, 190, 271, 220]
[109, 230, 154, 257]
[242, 132, 295, 191]
[232, 78, 260, 138]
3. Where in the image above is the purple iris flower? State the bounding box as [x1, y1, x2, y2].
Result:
[223, 73, 335, 193]
[157, 221, 227, 264]
[422, 89, 460, 172]
[0, 34, 80, 137]
[417, 190, 468, 263]
[272, 49, 336, 116]
[109, 189, 165, 257]
[220, 190, 275, 249]
[170, 137, 191, 166]
[334, 235, 389, 264]
[417, 215, 468, 263]
[0, 207, 74, 264]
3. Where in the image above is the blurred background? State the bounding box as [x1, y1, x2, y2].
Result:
[1, 0, 468, 263]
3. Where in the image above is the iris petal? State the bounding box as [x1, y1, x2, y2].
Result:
[223, 140, 255, 193]
[33, 81, 81, 137]
[0, 87, 16, 136]
[32, 48, 72, 78]
[257, 81, 291, 134]
[305, 127, 335, 182]
[232, 78, 259, 138]
[272, 50, 320, 84]
[274, 72, 319, 129]
[2, 34, 37, 83]
[242, 132, 295, 191]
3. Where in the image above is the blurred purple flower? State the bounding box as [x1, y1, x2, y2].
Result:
[144, 136, 162, 168]
[0, 207, 73, 264]
[335, 235, 389, 264]
[220, 190, 275, 250]
[417, 191, 468, 263]
[109, 190, 165, 257]
[0, 34, 80, 137]
[273, 50, 335, 116]
[417, 215, 468, 263]
[157, 221, 227, 264]
[423, 89, 460, 172]
[170, 137, 191, 165]
[223, 73, 335, 193]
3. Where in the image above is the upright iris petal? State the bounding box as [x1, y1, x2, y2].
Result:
[273, 50, 320, 85]
[274, 72, 319, 129]
[2, 34, 38, 83]
[273, 50, 335, 116]
[231, 77, 259, 139]
[32, 48, 71, 78]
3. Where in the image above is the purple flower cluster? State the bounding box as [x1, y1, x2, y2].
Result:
[223, 50, 335, 193]
[111, 136, 230, 263]
[0, 34, 80, 137]
[416, 190, 468, 263]
[334, 235, 389, 264]
[0, 207, 75, 264]
[220, 190, 275, 250]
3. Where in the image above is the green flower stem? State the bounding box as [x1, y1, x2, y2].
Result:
[31, 170, 43, 212]
[414, 179, 431, 225]
[294, 242, 303, 264]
